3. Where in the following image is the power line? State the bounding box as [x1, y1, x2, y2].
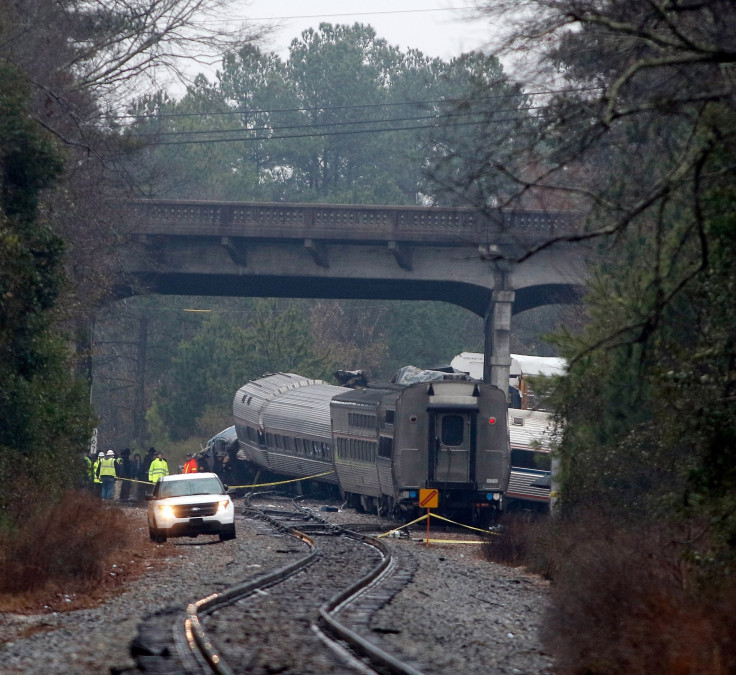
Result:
[132, 115, 540, 147]
[130, 106, 538, 139]
[196, 7, 479, 24]
[107, 87, 595, 122]
[110, 93, 523, 122]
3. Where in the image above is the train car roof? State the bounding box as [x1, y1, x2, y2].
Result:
[234, 372, 322, 423]
[451, 352, 567, 379]
[331, 385, 401, 408]
[508, 408, 556, 452]
[234, 372, 349, 437]
[261, 382, 347, 437]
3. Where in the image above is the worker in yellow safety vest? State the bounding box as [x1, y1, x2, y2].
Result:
[148, 451, 169, 483]
[93, 451, 104, 497]
[97, 450, 117, 500]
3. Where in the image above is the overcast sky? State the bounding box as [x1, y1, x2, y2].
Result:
[225, 1, 493, 60]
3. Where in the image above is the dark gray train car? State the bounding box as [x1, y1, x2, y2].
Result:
[391, 378, 509, 518]
[329, 384, 404, 514]
[232, 372, 511, 521]
[330, 376, 510, 520]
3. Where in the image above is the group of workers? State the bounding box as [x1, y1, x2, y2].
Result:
[85, 447, 200, 500]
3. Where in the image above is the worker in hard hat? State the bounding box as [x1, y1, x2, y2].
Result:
[148, 451, 169, 484]
[93, 451, 105, 498]
[97, 450, 117, 500]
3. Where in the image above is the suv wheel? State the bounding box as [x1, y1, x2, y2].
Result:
[219, 524, 236, 541]
[150, 527, 166, 543]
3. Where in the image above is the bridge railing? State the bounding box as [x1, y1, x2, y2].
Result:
[130, 200, 578, 243]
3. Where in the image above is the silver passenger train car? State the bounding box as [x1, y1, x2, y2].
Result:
[506, 408, 555, 512]
[233, 372, 511, 520]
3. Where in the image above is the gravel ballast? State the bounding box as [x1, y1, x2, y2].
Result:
[0, 501, 553, 674]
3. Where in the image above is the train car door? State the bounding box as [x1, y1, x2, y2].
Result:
[430, 411, 475, 483]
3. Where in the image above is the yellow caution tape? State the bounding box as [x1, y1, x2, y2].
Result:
[377, 511, 499, 537]
[416, 539, 486, 545]
[228, 470, 336, 490]
[114, 469, 336, 489]
[377, 513, 428, 538]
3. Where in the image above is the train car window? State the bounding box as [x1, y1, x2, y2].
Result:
[511, 448, 552, 471]
[379, 437, 393, 458]
[441, 415, 465, 446]
[348, 412, 375, 429]
[385, 410, 395, 425]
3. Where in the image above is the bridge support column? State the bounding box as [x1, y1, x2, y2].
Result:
[483, 278, 515, 397]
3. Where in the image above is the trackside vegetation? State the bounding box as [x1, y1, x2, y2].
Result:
[475, 0, 736, 670]
[3, 0, 735, 669]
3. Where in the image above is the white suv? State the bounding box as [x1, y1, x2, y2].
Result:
[146, 472, 236, 542]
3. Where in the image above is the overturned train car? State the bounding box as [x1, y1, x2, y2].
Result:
[233, 372, 510, 520]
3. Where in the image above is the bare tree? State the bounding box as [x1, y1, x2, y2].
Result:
[452, 0, 736, 348]
[472, 0, 736, 232]
[0, 0, 264, 333]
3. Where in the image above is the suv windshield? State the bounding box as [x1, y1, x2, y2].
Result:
[156, 477, 224, 498]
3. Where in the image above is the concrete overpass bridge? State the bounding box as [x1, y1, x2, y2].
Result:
[121, 199, 588, 392]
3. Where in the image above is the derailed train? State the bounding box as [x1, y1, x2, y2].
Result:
[230, 372, 511, 521]
[506, 408, 555, 512]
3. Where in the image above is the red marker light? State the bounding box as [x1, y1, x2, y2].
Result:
[488, 417, 496, 425]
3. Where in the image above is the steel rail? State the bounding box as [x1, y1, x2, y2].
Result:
[186, 496, 423, 675]
[184, 508, 318, 674]
[288, 499, 426, 675]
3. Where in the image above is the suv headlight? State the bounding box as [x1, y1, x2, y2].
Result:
[217, 499, 230, 513]
[157, 504, 175, 519]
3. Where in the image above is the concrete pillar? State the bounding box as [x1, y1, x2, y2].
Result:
[482, 273, 515, 397]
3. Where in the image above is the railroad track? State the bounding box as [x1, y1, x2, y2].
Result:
[132, 495, 423, 674]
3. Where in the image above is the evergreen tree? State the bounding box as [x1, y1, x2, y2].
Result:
[0, 64, 93, 520]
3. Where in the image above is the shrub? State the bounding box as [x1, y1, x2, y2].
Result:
[518, 510, 736, 674]
[0, 490, 129, 594]
[482, 511, 553, 573]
